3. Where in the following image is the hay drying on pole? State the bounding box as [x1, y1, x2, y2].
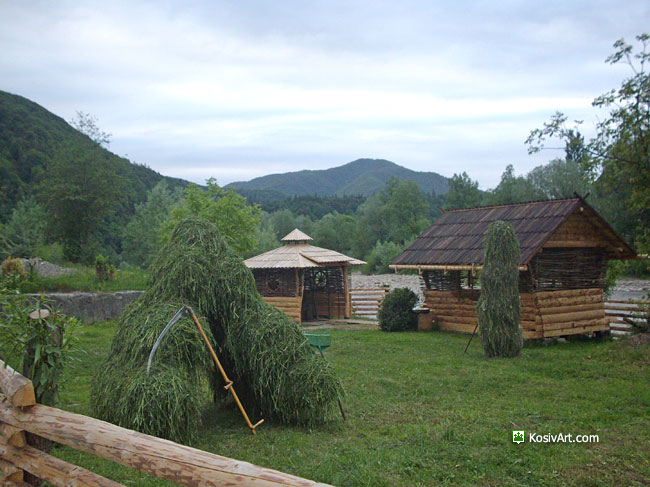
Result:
[91, 217, 343, 442]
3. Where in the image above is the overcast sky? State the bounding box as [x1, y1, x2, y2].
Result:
[1, 1, 648, 189]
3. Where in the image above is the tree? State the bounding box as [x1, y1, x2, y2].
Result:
[355, 177, 430, 257]
[444, 172, 483, 209]
[0, 197, 47, 259]
[526, 34, 650, 236]
[527, 159, 591, 200]
[484, 165, 544, 205]
[477, 221, 522, 358]
[121, 181, 180, 267]
[313, 212, 357, 255]
[69, 111, 112, 147]
[268, 209, 297, 240]
[161, 178, 261, 255]
[38, 143, 125, 262]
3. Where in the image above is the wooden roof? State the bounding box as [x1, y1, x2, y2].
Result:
[281, 229, 313, 242]
[392, 197, 636, 268]
[245, 230, 365, 269]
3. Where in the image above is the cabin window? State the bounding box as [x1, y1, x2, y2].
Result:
[252, 269, 297, 297]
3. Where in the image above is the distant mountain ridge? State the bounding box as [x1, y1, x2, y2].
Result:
[226, 158, 449, 197]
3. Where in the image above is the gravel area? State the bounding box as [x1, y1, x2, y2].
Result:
[19, 258, 77, 278]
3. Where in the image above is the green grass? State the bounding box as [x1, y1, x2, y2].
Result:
[22, 265, 149, 293]
[53, 324, 650, 486]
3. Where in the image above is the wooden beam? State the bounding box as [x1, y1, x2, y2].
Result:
[0, 458, 23, 482]
[0, 401, 332, 487]
[0, 443, 124, 487]
[390, 264, 528, 271]
[0, 361, 35, 408]
[0, 422, 26, 447]
[343, 265, 350, 319]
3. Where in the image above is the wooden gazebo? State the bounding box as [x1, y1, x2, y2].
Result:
[391, 197, 637, 339]
[244, 229, 365, 323]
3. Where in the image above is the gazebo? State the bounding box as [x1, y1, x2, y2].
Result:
[244, 229, 365, 323]
[391, 197, 637, 339]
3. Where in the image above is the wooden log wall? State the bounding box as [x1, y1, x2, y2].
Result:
[534, 288, 608, 337]
[0, 360, 332, 487]
[262, 296, 303, 323]
[423, 288, 607, 339]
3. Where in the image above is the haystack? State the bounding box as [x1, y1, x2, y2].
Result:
[92, 218, 343, 442]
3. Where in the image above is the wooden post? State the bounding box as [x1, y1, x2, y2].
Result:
[0, 361, 35, 408]
[341, 265, 348, 318]
[0, 400, 332, 487]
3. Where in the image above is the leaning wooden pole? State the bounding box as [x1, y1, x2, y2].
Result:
[186, 306, 264, 435]
[0, 399, 332, 487]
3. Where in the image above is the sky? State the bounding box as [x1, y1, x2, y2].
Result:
[1, 1, 649, 189]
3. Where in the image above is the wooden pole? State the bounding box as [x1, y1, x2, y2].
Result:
[0, 443, 124, 487]
[0, 400, 331, 487]
[343, 265, 352, 318]
[186, 307, 263, 436]
[0, 360, 35, 408]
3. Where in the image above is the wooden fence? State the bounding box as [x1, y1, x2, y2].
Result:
[0, 360, 331, 487]
[605, 299, 649, 335]
[350, 287, 390, 320]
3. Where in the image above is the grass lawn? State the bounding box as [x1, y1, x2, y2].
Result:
[54, 323, 650, 486]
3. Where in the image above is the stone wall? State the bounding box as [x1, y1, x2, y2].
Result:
[25, 291, 144, 323]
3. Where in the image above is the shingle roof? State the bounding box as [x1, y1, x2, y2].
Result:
[244, 229, 365, 269]
[281, 229, 313, 242]
[392, 197, 635, 267]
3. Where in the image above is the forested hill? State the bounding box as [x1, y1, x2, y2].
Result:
[0, 90, 188, 222]
[226, 158, 449, 197]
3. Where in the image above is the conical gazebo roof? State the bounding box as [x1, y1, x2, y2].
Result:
[244, 229, 365, 269]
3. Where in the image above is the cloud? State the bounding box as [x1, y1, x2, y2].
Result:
[1, 0, 649, 188]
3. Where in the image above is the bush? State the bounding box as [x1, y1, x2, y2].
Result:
[378, 288, 418, 332]
[0, 294, 79, 406]
[94, 254, 116, 281]
[477, 221, 522, 358]
[0, 256, 26, 290]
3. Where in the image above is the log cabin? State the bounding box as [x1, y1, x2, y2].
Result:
[244, 229, 365, 323]
[390, 197, 637, 339]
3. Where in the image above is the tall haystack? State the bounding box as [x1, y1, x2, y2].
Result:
[92, 218, 343, 442]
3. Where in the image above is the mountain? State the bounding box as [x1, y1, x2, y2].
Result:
[0, 90, 189, 222]
[226, 158, 449, 197]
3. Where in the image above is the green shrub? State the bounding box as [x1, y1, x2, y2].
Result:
[378, 288, 418, 332]
[477, 221, 522, 358]
[94, 254, 116, 281]
[0, 294, 79, 406]
[0, 256, 26, 290]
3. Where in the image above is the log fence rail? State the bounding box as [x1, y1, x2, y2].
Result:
[605, 299, 649, 335]
[0, 359, 332, 487]
[349, 286, 390, 320]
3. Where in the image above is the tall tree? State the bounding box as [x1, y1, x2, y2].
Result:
[38, 143, 125, 262]
[485, 165, 544, 205]
[444, 172, 482, 209]
[526, 34, 650, 242]
[161, 178, 261, 255]
[69, 111, 112, 147]
[121, 181, 180, 267]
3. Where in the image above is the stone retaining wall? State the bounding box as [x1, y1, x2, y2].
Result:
[25, 291, 144, 323]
